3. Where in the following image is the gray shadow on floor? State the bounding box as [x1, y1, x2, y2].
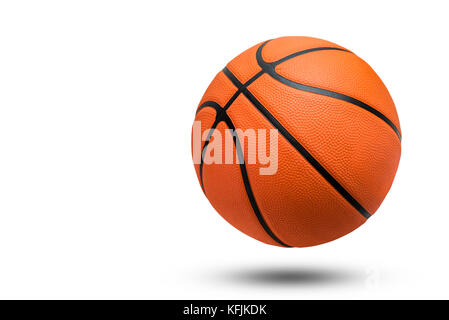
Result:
[214, 265, 365, 287]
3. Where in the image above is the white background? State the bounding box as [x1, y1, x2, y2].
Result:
[0, 0, 447, 299]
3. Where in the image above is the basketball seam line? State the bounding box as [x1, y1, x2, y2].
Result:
[197, 101, 221, 192]
[256, 40, 402, 141]
[222, 112, 291, 247]
[272, 46, 351, 66]
[197, 100, 291, 247]
[222, 66, 372, 220]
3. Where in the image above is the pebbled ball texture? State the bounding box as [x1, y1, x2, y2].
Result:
[192, 36, 401, 247]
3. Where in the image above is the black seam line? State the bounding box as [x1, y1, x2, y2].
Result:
[196, 100, 222, 115]
[257, 41, 402, 141]
[197, 101, 223, 191]
[272, 47, 350, 66]
[221, 112, 291, 247]
[196, 69, 264, 189]
[196, 98, 291, 247]
[199, 122, 217, 192]
[222, 66, 372, 219]
[195, 71, 264, 115]
[223, 70, 265, 111]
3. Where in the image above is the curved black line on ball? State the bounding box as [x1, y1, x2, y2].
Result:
[196, 100, 222, 115]
[224, 70, 265, 111]
[196, 101, 223, 191]
[256, 41, 402, 141]
[222, 66, 372, 219]
[272, 46, 351, 66]
[196, 99, 291, 247]
[221, 112, 291, 247]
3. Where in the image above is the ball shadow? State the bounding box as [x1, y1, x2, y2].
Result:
[216, 265, 363, 287]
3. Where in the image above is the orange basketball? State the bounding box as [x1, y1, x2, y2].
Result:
[191, 36, 401, 247]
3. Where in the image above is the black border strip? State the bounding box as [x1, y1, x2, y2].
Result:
[223, 67, 372, 219]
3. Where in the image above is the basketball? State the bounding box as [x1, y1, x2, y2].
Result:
[191, 36, 401, 247]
